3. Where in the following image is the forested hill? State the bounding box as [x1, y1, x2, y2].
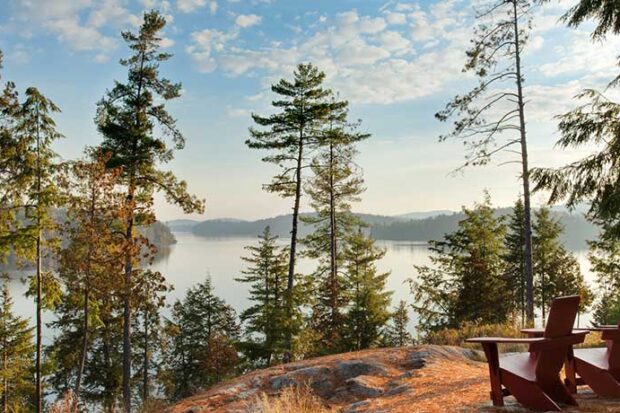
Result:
[179, 208, 598, 250]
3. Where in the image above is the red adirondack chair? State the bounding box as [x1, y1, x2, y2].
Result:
[570, 322, 620, 397]
[467, 296, 588, 412]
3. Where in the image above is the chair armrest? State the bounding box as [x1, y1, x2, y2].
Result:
[466, 337, 545, 344]
[528, 332, 588, 352]
[521, 328, 544, 337]
[601, 329, 620, 341]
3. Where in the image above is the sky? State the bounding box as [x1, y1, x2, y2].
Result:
[0, 0, 618, 221]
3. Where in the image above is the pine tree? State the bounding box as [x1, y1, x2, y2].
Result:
[436, 0, 536, 325]
[161, 277, 239, 400]
[235, 227, 289, 366]
[589, 225, 620, 325]
[560, 0, 620, 40]
[412, 194, 510, 334]
[504, 199, 527, 324]
[246, 63, 332, 350]
[302, 97, 369, 353]
[13, 87, 63, 413]
[533, 208, 593, 323]
[0, 280, 35, 413]
[342, 230, 392, 351]
[131, 269, 170, 405]
[95, 11, 204, 411]
[382, 300, 414, 347]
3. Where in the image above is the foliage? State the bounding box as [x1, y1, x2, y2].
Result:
[161, 277, 239, 401]
[560, 0, 620, 39]
[95, 11, 204, 410]
[504, 199, 527, 324]
[533, 208, 593, 320]
[251, 386, 336, 413]
[422, 322, 526, 353]
[0, 280, 35, 413]
[382, 300, 414, 347]
[411, 194, 511, 334]
[341, 230, 392, 351]
[302, 96, 369, 354]
[589, 225, 620, 325]
[236, 227, 290, 367]
[247, 63, 333, 349]
[435, 0, 536, 324]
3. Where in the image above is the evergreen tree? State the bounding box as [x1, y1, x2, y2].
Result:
[131, 270, 170, 405]
[236, 227, 289, 366]
[95, 11, 204, 411]
[161, 277, 239, 401]
[13, 87, 63, 413]
[533, 208, 593, 322]
[412, 195, 510, 334]
[589, 225, 620, 325]
[382, 300, 413, 347]
[436, 0, 536, 325]
[342, 230, 391, 351]
[504, 199, 527, 324]
[560, 0, 620, 40]
[0, 280, 35, 413]
[302, 97, 369, 353]
[246, 63, 332, 349]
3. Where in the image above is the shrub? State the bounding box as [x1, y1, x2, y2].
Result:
[251, 386, 336, 413]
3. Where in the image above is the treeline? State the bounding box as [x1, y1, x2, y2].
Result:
[411, 195, 593, 335]
[410, 0, 620, 343]
[372, 208, 597, 250]
[0, 14, 402, 413]
[0, 12, 204, 413]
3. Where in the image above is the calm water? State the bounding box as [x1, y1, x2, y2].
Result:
[9, 231, 596, 337]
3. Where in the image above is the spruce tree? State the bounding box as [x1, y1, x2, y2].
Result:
[162, 277, 239, 400]
[0, 280, 35, 413]
[504, 199, 527, 324]
[246, 63, 331, 350]
[382, 300, 414, 347]
[436, 0, 536, 325]
[131, 269, 170, 404]
[95, 11, 204, 411]
[342, 230, 392, 351]
[302, 97, 369, 353]
[236, 227, 289, 366]
[533, 208, 593, 322]
[13, 87, 63, 413]
[412, 194, 510, 334]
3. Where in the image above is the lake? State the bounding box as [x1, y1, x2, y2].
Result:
[7, 231, 596, 339]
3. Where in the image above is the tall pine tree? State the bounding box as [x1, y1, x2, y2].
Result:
[246, 63, 331, 350]
[95, 11, 204, 411]
[436, 0, 536, 324]
[504, 199, 527, 324]
[589, 224, 620, 325]
[302, 98, 369, 353]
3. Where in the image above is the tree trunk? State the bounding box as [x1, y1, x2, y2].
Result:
[328, 139, 338, 335]
[122, 208, 134, 413]
[512, 0, 535, 326]
[35, 106, 42, 413]
[285, 133, 304, 352]
[143, 303, 149, 402]
[75, 285, 89, 400]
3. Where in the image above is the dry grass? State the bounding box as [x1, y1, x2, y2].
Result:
[251, 386, 338, 413]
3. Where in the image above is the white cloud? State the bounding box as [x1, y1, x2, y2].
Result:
[235, 14, 262, 28]
[186, 2, 472, 104]
[384, 12, 407, 25]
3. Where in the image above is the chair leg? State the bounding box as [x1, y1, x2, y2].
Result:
[482, 343, 504, 407]
[502, 371, 561, 412]
[564, 347, 578, 394]
[545, 379, 578, 406]
[576, 359, 620, 398]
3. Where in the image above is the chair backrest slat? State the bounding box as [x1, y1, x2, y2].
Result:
[543, 296, 581, 339]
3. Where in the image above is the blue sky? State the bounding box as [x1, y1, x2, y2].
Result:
[1, 0, 618, 221]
